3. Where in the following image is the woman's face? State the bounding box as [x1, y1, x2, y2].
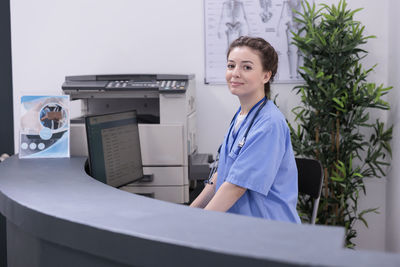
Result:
[226, 46, 270, 99]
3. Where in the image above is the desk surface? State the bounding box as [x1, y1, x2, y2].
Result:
[0, 156, 399, 266]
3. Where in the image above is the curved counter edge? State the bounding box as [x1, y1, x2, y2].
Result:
[0, 156, 399, 267]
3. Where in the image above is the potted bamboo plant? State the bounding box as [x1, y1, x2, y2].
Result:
[289, 0, 393, 247]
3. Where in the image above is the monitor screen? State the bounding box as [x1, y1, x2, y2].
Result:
[85, 110, 143, 188]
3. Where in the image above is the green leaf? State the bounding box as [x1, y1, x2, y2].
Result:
[332, 97, 344, 108]
[316, 71, 324, 79]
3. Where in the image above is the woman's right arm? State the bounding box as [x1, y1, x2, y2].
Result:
[189, 172, 217, 209]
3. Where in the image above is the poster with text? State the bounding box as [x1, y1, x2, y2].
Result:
[19, 95, 70, 158]
[205, 0, 309, 84]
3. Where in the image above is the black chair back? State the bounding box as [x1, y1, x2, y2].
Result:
[295, 158, 323, 199]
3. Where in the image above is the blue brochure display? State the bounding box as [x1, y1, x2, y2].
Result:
[19, 95, 70, 158]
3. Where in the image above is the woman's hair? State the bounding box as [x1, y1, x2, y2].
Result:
[227, 36, 278, 98]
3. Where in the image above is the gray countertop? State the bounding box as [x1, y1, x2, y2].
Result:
[0, 156, 399, 266]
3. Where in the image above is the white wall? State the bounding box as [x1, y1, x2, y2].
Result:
[10, 0, 395, 252]
[9, 0, 303, 156]
[387, 0, 400, 253]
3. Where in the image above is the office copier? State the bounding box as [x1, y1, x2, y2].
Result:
[63, 74, 209, 203]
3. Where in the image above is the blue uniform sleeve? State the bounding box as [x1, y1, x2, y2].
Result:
[224, 116, 288, 196]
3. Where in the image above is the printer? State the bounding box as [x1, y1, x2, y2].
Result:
[63, 74, 209, 203]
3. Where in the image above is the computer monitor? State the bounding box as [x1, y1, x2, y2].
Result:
[85, 110, 144, 188]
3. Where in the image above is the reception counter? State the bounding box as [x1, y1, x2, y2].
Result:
[0, 156, 399, 266]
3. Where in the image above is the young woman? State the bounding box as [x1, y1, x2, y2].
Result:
[191, 36, 300, 224]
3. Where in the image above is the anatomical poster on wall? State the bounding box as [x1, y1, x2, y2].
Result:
[204, 0, 308, 84]
[19, 95, 70, 158]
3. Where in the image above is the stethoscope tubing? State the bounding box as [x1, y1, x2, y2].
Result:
[205, 97, 267, 185]
[238, 99, 267, 149]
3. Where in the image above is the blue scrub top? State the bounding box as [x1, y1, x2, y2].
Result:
[216, 100, 301, 224]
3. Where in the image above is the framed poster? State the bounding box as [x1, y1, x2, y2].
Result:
[204, 0, 308, 84]
[19, 95, 70, 158]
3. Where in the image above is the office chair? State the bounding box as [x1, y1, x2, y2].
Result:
[295, 158, 324, 225]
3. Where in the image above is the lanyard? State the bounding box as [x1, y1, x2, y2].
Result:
[227, 97, 267, 153]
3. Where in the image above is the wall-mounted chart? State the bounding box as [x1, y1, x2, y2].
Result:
[205, 0, 308, 84]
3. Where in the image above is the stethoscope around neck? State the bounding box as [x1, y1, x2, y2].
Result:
[205, 97, 267, 185]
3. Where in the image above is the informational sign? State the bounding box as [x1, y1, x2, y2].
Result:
[19, 95, 70, 158]
[205, 0, 307, 84]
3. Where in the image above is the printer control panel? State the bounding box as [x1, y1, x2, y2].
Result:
[62, 74, 194, 96]
[106, 80, 187, 93]
[158, 80, 187, 91]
